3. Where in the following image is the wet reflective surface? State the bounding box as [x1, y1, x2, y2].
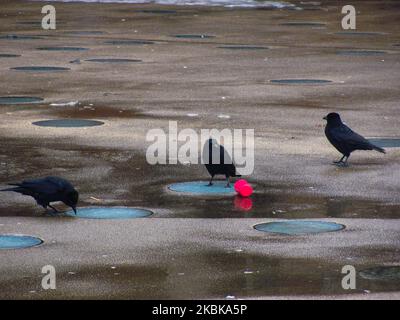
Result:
[36, 47, 88, 51]
[0, 235, 43, 249]
[11, 66, 70, 72]
[336, 50, 387, 56]
[32, 119, 104, 128]
[254, 221, 345, 235]
[0, 34, 43, 40]
[218, 45, 269, 50]
[0, 96, 43, 104]
[270, 79, 332, 84]
[1, 232, 398, 298]
[360, 266, 400, 281]
[0, 0, 399, 300]
[0, 54, 20, 58]
[65, 207, 153, 219]
[173, 34, 215, 39]
[168, 181, 235, 195]
[335, 32, 385, 36]
[104, 40, 154, 45]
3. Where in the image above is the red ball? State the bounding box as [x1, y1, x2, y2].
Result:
[234, 179, 248, 192]
[238, 183, 253, 197]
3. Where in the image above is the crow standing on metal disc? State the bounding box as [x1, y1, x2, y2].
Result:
[1, 176, 78, 214]
[203, 138, 241, 187]
[323, 112, 385, 166]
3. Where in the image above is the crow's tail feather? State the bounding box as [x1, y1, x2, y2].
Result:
[373, 145, 386, 154]
[0, 183, 25, 192]
[0, 187, 20, 192]
[234, 174, 242, 177]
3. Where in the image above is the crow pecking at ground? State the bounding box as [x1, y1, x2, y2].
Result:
[203, 138, 241, 187]
[324, 112, 385, 166]
[1, 176, 79, 214]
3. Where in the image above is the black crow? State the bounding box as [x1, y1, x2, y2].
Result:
[324, 112, 385, 166]
[1, 176, 78, 214]
[203, 138, 241, 187]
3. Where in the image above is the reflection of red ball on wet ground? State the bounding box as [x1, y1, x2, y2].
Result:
[234, 196, 253, 211]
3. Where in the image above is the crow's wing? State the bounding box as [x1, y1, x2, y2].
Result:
[331, 124, 375, 150]
[217, 143, 237, 175]
[202, 140, 234, 165]
[219, 144, 233, 165]
[11, 177, 67, 195]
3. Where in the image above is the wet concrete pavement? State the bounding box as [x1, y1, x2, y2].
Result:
[1, 217, 400, 299]
[0, 0, 400, 299]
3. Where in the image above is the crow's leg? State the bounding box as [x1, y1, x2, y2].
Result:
[335, 155, 349, 167]
[225, 176, 231, 188]
[342, 155, 350, 167]
[41, 206, 56, 216]
[207, 175, 214, 186]
[41, 205, 49, 216]
[333, 155, 346, 165]
[48, 205, 59, 214]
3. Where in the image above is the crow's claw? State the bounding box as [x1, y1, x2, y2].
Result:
[333, 161, 348, 167]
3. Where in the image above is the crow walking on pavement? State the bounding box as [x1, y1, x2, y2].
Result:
[324, 112, 385, 166]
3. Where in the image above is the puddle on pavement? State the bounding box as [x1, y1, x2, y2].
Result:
[367, 138, 400, 148]
[32, 119, 104, 127]
[173, 34, 215, 39]
[11, 249, 396, 299]
[0, 54, 20, 58]
[147, 176, 400, 218]
[1, 142, 400, 219]
[0, 34, 43, 40]
[168, 181, 235, 196]
[270, 79, 332, 85]
[64, 207, 153, 219]
[336, 50, 387, 56]
[360, 266, 400, 281]
[0, 235, 43, 249]
[0, 96, 43, 104]
[11, 66, 70, 72]
[105, 40, 154, 45]
[254, 221, 345, 235]
[36, 47, 88, 51]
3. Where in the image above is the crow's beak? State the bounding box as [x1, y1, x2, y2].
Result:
[323, 116, 327, 120]
[72, 207, 77, 215]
